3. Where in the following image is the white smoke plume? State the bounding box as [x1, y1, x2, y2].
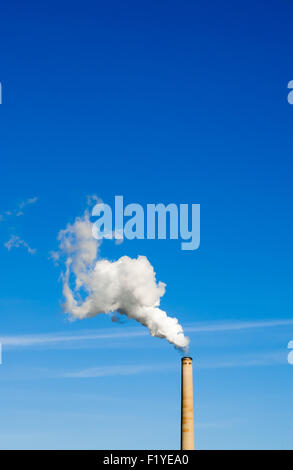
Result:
[55, 208, 190, 351]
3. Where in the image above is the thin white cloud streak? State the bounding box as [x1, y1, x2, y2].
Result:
[63, 352, 287, 379]
[0, 329, 146, 347]
[0, 352, 287, 383]
[1, 318, 292, 349]
[185, 318, 293, 333]
[197, 351, 287, 369]
[64, 363, 175, 378]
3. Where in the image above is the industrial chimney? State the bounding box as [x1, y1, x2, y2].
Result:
[181, 356, 194, 450]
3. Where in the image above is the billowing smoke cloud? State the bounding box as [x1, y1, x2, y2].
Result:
[55, 208, 190, 351]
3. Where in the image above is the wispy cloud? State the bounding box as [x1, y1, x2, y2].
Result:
[1, 318, 292, 349]
[288, 340, 293, 365]
[15, 197, 38, 216]
[197, 351, 287, 369]
[0, 351, 287, 384]
[4, 235, 36, 255]
[62, 351, 287, 379]
[185, 318, 293, 333]
[0, 196, 38, 220]
[64, 363, 175, 378]
[1, 198, 38, 255]
[86, 194, 102, 206]
[0, 329, 146, 347]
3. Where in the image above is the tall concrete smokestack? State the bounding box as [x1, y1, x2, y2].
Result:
[181, 356, 194, 450]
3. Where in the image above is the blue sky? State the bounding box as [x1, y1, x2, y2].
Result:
[0, 0, 293, 449]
